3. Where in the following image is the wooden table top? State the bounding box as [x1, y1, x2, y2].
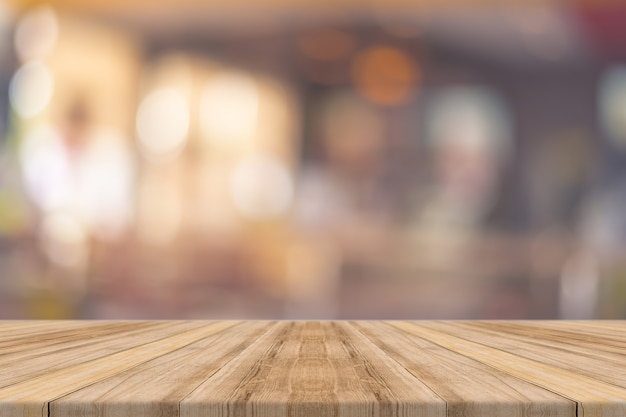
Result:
[1, 320, 625, 417]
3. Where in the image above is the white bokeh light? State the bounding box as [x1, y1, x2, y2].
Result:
[426, 86, 512, 158]
[76, 130, 134, 240]
[19, 125, 71, 211]
[200, 72, 259, 147]
[599, 66, 626, 148]
[136, 88, 189, 161]
[14, 5, 58, 62]
[230, 154, 293, 220]
[9, 61, 54, 118]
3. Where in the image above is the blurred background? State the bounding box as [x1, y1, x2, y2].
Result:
[1, 0, 626, 320]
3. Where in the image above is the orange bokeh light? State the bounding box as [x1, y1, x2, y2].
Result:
[350, 45, 419, 106]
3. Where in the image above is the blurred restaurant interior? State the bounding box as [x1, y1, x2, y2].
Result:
[1, 0, 626, 319]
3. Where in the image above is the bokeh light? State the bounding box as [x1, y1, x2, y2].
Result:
[0, 1, 10, 26]
[40, 211, 88, 269]
[9, 61, 54, 118]
[0, 1, 13, 58]
[599, 66, 626, 148]
[421, 86, 513, 226]
[137, 167, 184, 245]
[136, 87, 189, 161]
[75, 129, 133, 241]
[351, 45, 418, 106]
[199, 71, 259, 148]
[425, 87, 513, 159]
[1, 1, 626, 321]
[230, 154, 293, 220]
[19, 125, 71, 211]
[14, 5, 58, 62]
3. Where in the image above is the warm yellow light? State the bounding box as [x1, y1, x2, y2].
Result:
[0, 2, 13, 47]
[9, 61, 54, 118]
[199, 72, 259, 148]
[230, 154, 293, 220]
[14, 5, 58, 62]
[40, 211, 88, 269]
[136, 87, 189, 162]
[137, 173, 183, 245]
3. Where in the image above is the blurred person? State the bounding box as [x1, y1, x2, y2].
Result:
[524, 129, 598, 319]
[416, 87, 512, 236]
[295, 91, 393, 240]
[527, 129, 596, 232]
[290, 91, 393, 318]
[409, 87, 513, 267]
[406, 87, 517, 318]
[577, 181, 626, 318]
[18, 96, 134, 318]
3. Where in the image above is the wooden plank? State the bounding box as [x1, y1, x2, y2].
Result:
[0, 321, 68, 334]
[457, 321, 626, 368]
[1, 321, 626, 417]
[549, 321, 626, 331]
[476, 321, 626, 352]
[0, 321, 240, 417]
[0, 321, 199, 388]
[351, 321, 575, 417]
[50, 321, 274, 417]
[389, 321, 626, 417]
[0, 321, 161, 358]
[180, 321, 446, 417]
[0, 321, 133, 347]
[461, 320, 626, 342]
[423, 321, 626, 390]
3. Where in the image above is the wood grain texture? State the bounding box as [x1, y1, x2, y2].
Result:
[0, 321, 625, 417]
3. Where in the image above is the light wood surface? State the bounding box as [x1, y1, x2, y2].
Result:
[0, 321, 625, 417]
